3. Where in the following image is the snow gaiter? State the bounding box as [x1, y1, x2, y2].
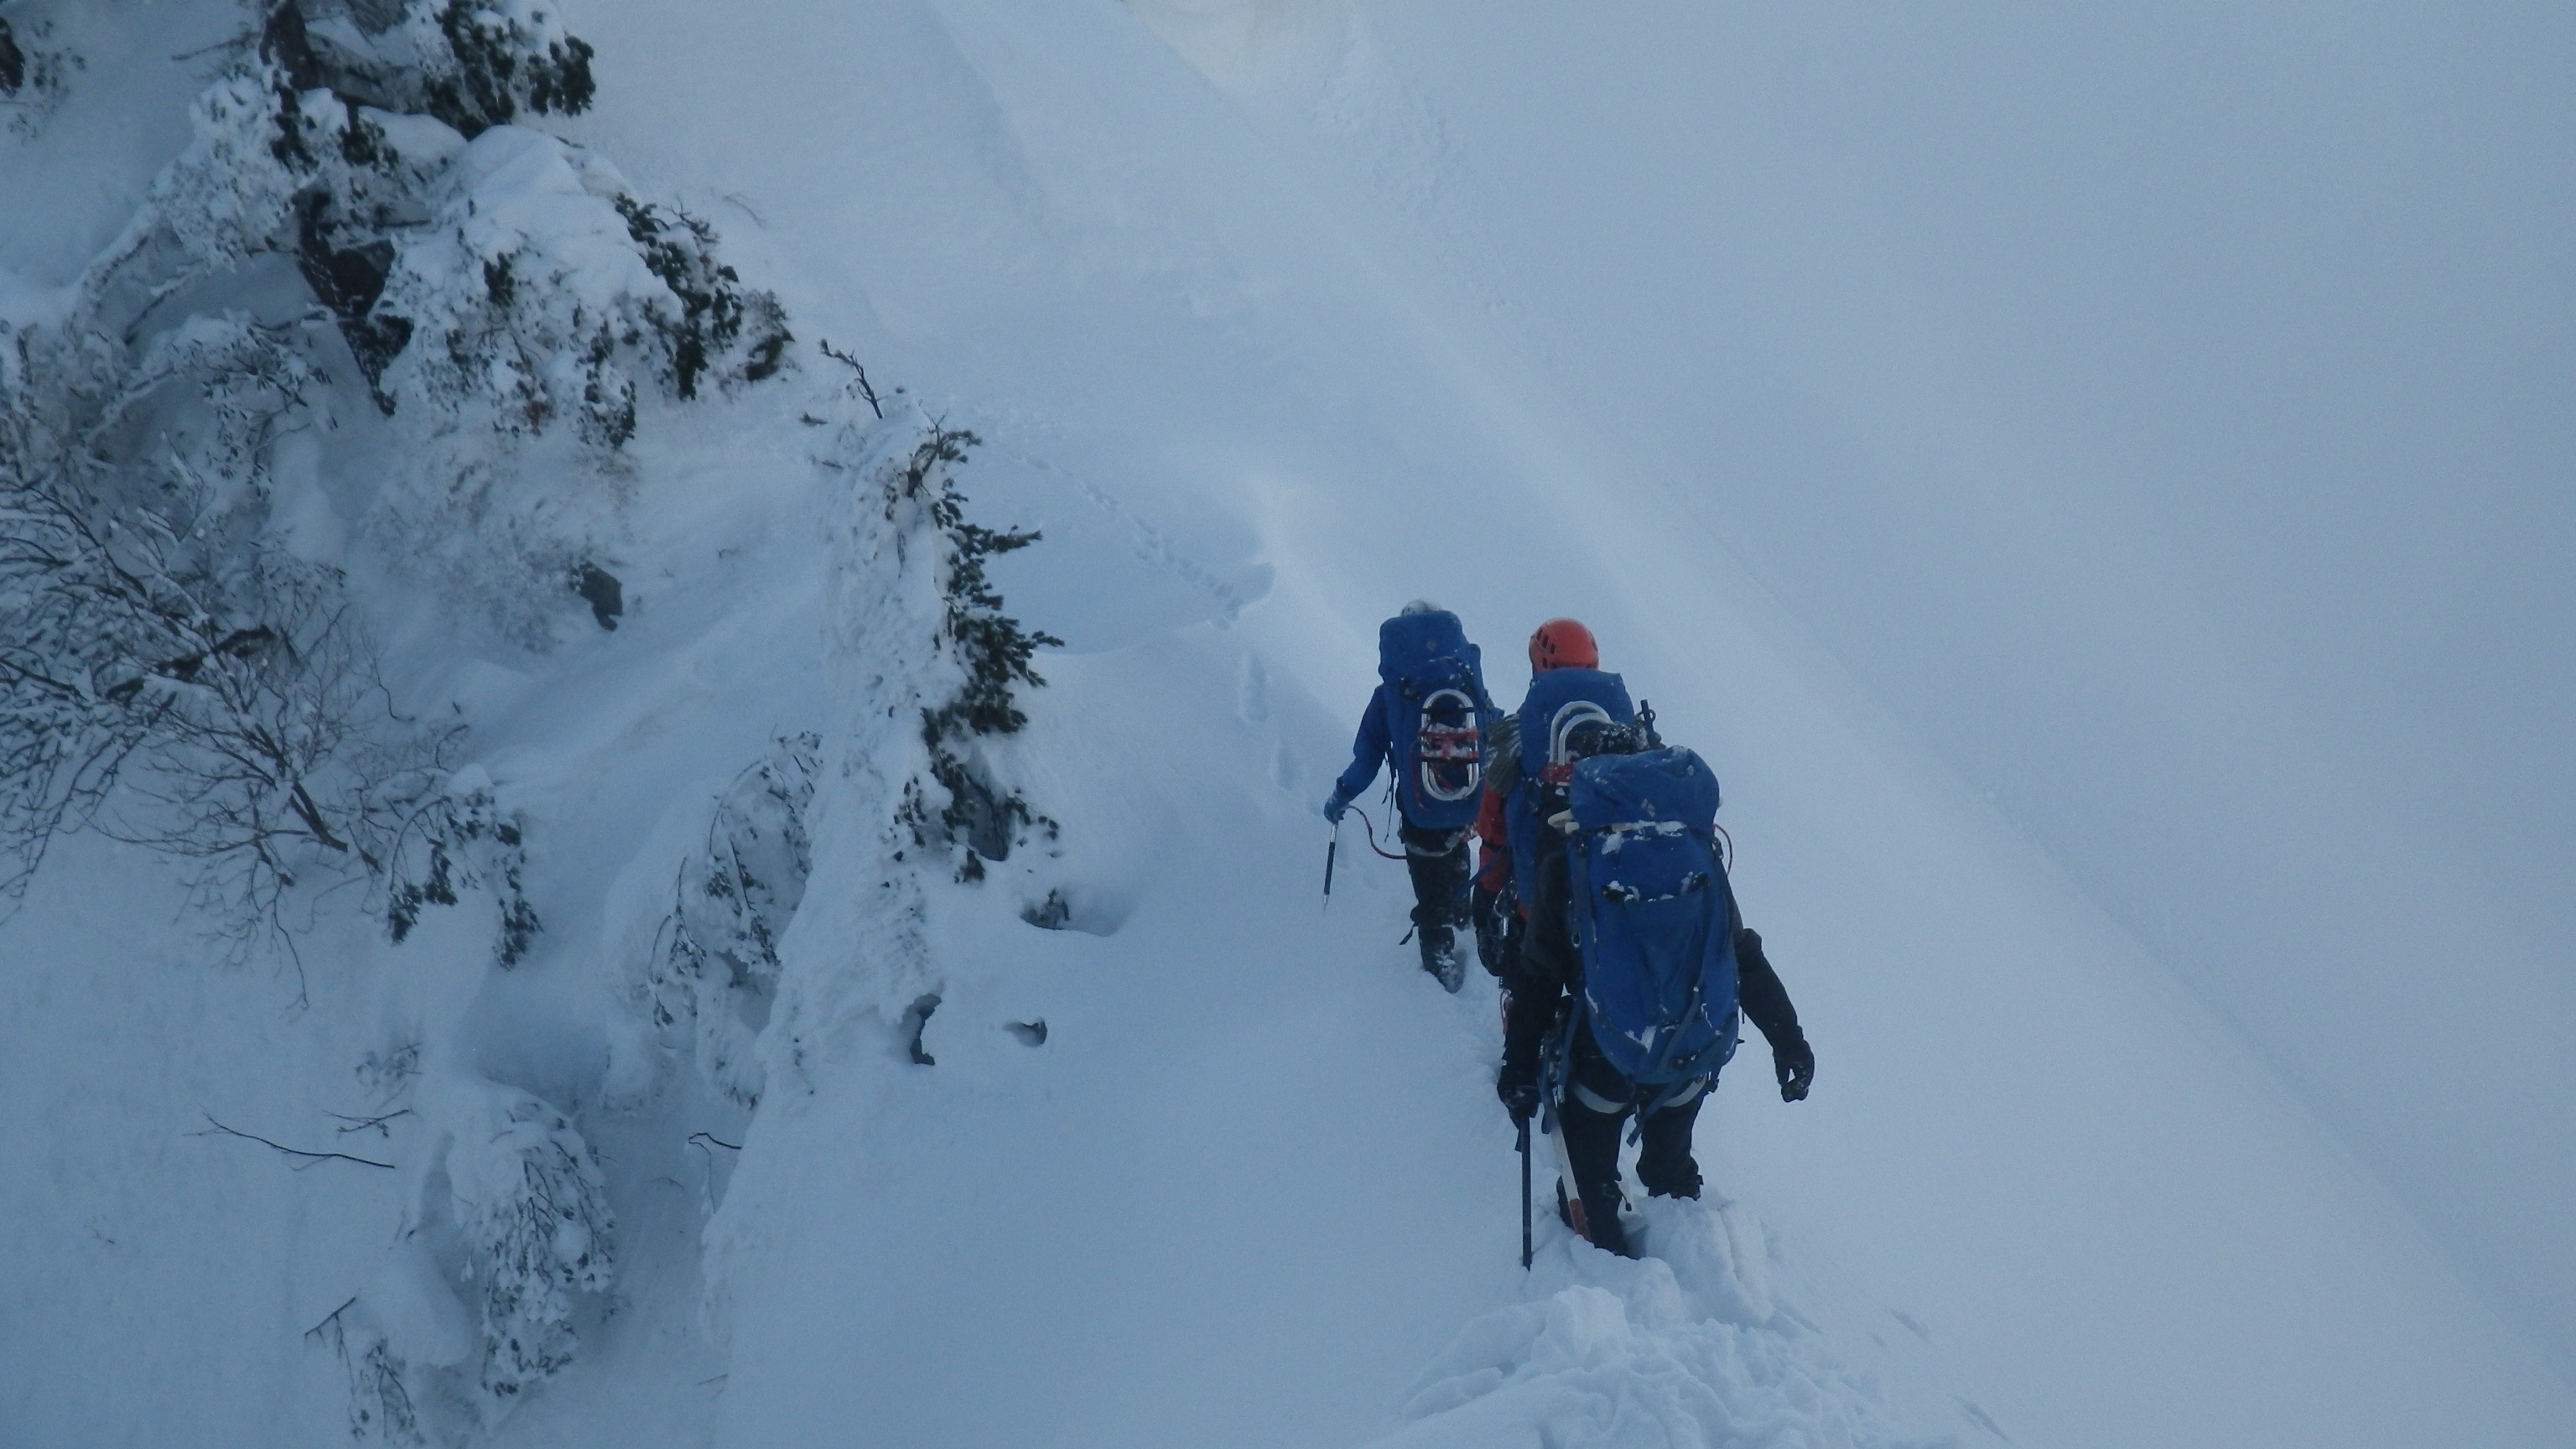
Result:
[1559, 1095, 1634, 1258]
[1400, 822, 1470, 930]
[1401, 822, 1471, 980]
[1634, 1093, 1707, 1200]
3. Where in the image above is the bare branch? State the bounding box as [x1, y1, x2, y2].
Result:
[326, 1107, 414, 1138]
[302, 1295, 359, 1344]
[191, 1111, 396, 1170]
[816, 339, 883, 419]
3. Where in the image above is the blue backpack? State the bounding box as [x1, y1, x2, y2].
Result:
[1565, 748, 1742, 1105]
[1377, 611, 1494, 831]
[1505, 667, 1635, 905]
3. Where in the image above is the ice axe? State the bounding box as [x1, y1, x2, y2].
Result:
[1322, 819, 1339, 914]
[1518, 1114, 1534, 1270]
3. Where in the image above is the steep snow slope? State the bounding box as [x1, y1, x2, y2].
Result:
[557, 1, 2570, 1446]
[4, 3, 2571, 1448]
[1233, 0, 2576, 1368]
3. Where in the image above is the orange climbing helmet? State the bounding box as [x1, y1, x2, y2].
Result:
[1527, 617, 1598, 673]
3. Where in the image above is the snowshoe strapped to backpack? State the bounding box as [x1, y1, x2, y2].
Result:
[1515, 667, 1636, 788]
[1504, 667, 1635, 906]
[1377, 611, 1495, 830]
[1564, 747, 1742, 1109]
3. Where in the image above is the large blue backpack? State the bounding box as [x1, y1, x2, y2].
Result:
[1376, 611, 1494, 830]
[1504, 667, 1634, 905]
[1565, 748, 1742, 1105]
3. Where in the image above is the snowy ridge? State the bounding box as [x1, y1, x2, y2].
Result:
[4, 3, 2572, 1447]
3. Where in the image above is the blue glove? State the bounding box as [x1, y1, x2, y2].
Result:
[1323, 788, 1352, 824]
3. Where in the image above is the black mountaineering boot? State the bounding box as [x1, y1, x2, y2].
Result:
[1420, 922, 1466, 992]
[1403, 822, 1472, 991]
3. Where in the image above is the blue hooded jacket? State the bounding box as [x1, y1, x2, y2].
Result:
[1502, 667, 1633, 904]
[1332, 610, 1492, 829]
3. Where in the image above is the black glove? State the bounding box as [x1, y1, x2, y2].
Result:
[1773, 1033, 1815, 1103]
[1497, 1041, 1542, 1124]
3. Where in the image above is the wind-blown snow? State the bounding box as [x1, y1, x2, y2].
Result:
[3, 3, 2570, 1447]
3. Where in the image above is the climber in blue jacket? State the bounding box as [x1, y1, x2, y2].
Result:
[1325, 600, 1495, 991]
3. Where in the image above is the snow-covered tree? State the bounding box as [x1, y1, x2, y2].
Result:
[0, 0, 788, 937]
[891, 423, 1063, 883]
[635, 401, 1062, 1108]
[319, 1072, 616, 1441]
[9, 7, 1064, 1433]
[644, 733, 821, 1106]
[0, 298, 468, 951]
[439, 1084, 615, 1403]
[702, 402, 1061, 1104]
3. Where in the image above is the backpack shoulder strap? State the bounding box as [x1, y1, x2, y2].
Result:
[1487, 713, 1523, 797]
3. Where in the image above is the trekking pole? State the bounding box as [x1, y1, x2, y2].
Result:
[1518, 1115, 1534, 1270]
[1322, 820, 1340, 914]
